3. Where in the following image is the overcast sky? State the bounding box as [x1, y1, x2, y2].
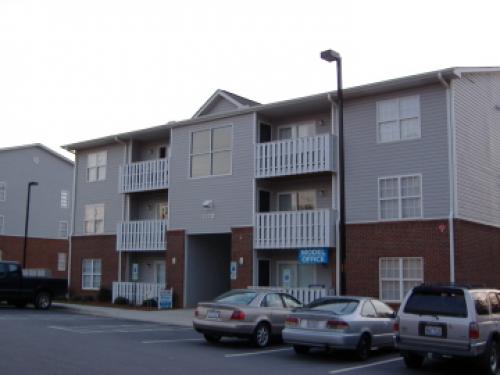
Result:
[1, 0, 499, 159]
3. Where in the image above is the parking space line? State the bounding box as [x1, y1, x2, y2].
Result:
[142, 338, 204, 344]
[327, 357, 402, 374]
[224, 347, 292, 358]
[48, 324, 191, 334]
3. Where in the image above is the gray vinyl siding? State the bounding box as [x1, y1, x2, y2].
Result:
[453, 72, 500, 226]
[73, 143, 124, 235]
[200, 97, 238, 117]
[168, 113, 255, 234]
[345, 84, 450, 222]
[0, 146, 73, 239]
[129, 192, 168, 220]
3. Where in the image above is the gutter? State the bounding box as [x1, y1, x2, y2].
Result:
[68, 149, 77, 295]
[114, 136, 128, 283]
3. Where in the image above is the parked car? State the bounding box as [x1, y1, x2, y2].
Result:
[193, 289, 302, 347]
[0, 261, 67, 310]
[282, 296, 396, 360]
[396, 284, 500, 375]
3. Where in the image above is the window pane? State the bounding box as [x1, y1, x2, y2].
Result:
[88, 153, 97, 167]
[401, 176, 420, 197]
[95, 205, 105, 219]
[297, 190, 316, 210]
[212, 151, 231, 175]
[402, 198, 421, 218]
[381, 280, 400, 301]
[399, 96, 419, 118]
[192, 130, 211, 154]
[401, 118, 420, 139]
[381, 259, 400, 278]
[378, 99, 399, 122]
[93, 276, 101, 289]
[212, 127, 232, 150]
[380, 199, 399, 219]
[278, 194, 293, 211]
[378, 121, 399, 142]
[82, 275, 91, 288]
[403, 258, 423, 279]
[82, 260, 92, 274]
[278, 127, 293, 140]
[84, 221, 94, 234]
[380, 178, 398, 199]
[95, 220, 104, 234]
[297, 123, 315, 138]
[93, 260, 102, 274]
[96, 151, 107, 166]
[97, 166, 106, 180]
[87, 167, 97, 182]
[191, 154, 210, 177]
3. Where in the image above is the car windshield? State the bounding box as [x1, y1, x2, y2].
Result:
[309, 299, 359, 315]
[214, 291, 257, 305]
[404, 289, 468, 318]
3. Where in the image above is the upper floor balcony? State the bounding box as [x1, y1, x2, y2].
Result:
[118, 158, 169, 194]
[255, 134, 336, 179]
[116, 219, 168, 252]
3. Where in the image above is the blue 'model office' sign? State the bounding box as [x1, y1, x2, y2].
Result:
[298, 248, 329, 264]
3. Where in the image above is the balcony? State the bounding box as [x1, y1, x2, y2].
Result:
[254, 209, 335, 249]
[255, 134, 336, 178]
[116, 219, 168, 252]
[119, 159, 169, 193]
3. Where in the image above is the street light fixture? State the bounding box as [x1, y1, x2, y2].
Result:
[23, 181, 39, 268]
[320, 49, 346, 295]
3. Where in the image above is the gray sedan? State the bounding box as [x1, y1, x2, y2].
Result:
[193, 289, 302, 347]
[282, 296, 396, 360]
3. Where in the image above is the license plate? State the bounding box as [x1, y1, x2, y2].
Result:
[424, 325, 443, 337]
[206, 310, 220, 320]
[301, 319, 323, 329]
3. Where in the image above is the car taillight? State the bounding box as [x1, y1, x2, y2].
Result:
[469, 322, 480, 340]
[194, 308, 200, 317]
[326, 320, 349, 330]
[230, 310, 246, 321]
[285, 316, 299, 327]
[393, 317, 400, 333]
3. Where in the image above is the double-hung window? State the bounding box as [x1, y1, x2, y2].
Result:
[87, 151, 107, 182]
[57, 253, 67, 272]
[0, 215, 4, 234]
[58, 221, 69, 238]
[190, 126, 232, 177]
[380, 257, 423, 302]
[0, 182, 6, 201]
[377, 96, 420, 143]
[60, 190, 69, 208]
[82, 259, 101, 290]
[84, 204, 104, 234]
[379, 175, 422, 220]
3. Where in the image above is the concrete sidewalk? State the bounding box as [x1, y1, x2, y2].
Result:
[54, 303, 194, 327]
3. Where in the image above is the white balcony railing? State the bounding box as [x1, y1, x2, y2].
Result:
[116, 219, 168, 252]
[112, 282, 167, 306]
[255, 134, 335, 178]
[119, 158, 169, 193]
[254, 209, 334, 249]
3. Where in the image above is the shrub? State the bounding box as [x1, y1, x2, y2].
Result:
[114, 296, 129, 305]
[142, 298, 158, 308]
[70, 295, 82, 302]
[81, 295, 95, 302]
[97, 288, 112, 303]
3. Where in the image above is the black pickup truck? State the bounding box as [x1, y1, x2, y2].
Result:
[0, 261, 67, 310]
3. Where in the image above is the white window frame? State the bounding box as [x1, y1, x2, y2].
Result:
[86, 151, 107, 182]
[58, 221, 69, 238]
[57, 253, 67, 272]
[378, 174, 423, 221]
[0, 215, 4, 234]
[84, 203, 105, 234]
[379, 257, 424, 303]
[376, 95, 421, 144]
[189, 125, 233, 178]
[60, 190, 69, 208]
[0, 182, 6, 201]
[82, 259, 101, 290]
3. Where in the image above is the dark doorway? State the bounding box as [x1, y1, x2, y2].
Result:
[259, 123, 272, 143]
[159, 146, 167, 159]
[259, 190, 271, 213]
[258, 260, 270, 287]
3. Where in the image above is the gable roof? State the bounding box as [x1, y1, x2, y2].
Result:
[192, 89, 260, 118]
[0, 143, 74, 165]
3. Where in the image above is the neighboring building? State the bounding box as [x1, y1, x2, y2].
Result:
[63, 68, 500, 307]
[0, 144, 74, 278]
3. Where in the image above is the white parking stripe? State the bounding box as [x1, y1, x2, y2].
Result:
[328, 357, 402, 374]
[48, 324, 190, 334]
[224, 348, 292, 358]
[142, 338, 204, 344]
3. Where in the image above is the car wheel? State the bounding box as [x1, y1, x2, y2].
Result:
[403, 351, 425, 369]
[34, 292, 52, 310]
[479, 339, 499, 375]
[203, 334, 222, 343]
[293, 345, 310, 354]
[355, 334, 371, 361]
[252, 323, 271, 348]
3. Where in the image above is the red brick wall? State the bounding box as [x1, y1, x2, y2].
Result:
[231, 227, 253, 289]
[0, 235, 69, 279]
[70, 235, 118, 296]
[166, 230, 185, 308]
[345, 220, 450, 297]
[454, 219, 500, 288]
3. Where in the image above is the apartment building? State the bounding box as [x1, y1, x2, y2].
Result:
[0, 144, 73, 277]
[64, 68, 500, 307]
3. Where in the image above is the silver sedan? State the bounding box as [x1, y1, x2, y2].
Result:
[282, 296, 396, 360]
[193, 289, 302, 347]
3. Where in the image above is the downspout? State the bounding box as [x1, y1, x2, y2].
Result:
[328, 93, 341, 296]
[68, 150, 77, 296]
[114, 136, 128, 283]
[438, 72, 456, 283]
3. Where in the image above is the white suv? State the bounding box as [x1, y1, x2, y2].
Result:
[396, 284, 500, 375]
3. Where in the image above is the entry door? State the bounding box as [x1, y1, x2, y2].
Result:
[154, 261, 166, 285]
[258, 260, 270, 286]
[158, 203, 168, 220]
[259, 123, 272, 143]
[277, 262, 298, 288]
[259, 191, 271, 213]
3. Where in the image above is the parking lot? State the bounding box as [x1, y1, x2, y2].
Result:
[0, 306, 484, 375]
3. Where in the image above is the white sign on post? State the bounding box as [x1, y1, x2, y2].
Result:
[230, 261, 237, 280]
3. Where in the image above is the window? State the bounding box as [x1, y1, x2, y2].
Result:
[190, 126, 232, 178]
[282, 294, 302, 308]
[58, 221, 69, 238]
[0, 215, 4, 234]
[87, 151, 107, 182]
[472, 292, 490, 315]
[377, 95, 420, 143]
[371, 299, 395, 318]
[82, 259, 101, 290]
[60, 190, 69, 208]
[361, 301, 377, 317]
[84, 204, 104, 234]
[262, 293, 284, 308]
[380, 257, 423, 302]
[278, 122, 315, 140]
[379, 175, 422, 220]
[0, 182, 6, 201]
[57, 253, 67, 272]
[489, 293, 500, 314]
[278, 190, 317, 211]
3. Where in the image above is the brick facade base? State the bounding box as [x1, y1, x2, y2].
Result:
[70, 235, 118, 297]
[231, 227, 253, 290]
[345, 220, 450, 298]
[166, 230, 185, 308]
[0, 235, 69, 279]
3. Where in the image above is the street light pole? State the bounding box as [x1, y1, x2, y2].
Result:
[22, 181, 38, 268]
[320, 49, 346, 295]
